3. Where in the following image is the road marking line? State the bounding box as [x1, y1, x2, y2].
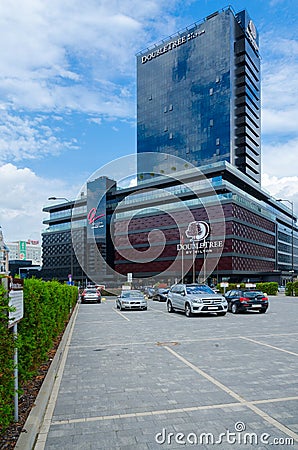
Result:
[164, 345, 298, 443]
[50, 395, 298, 426]
[68, 332, 298, 348]
[112, 307, 130, 321]
[253, 395, 298, 405]
[51, 402, 240, 425]
[240, 336, 298, 357]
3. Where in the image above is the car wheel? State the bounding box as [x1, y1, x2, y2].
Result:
[259, 308, 267, 314]
[185, 303, 192, 317]
[231, 303, 238, 314]
[167, 301, 174, 313]
[217, 312, 226, 316]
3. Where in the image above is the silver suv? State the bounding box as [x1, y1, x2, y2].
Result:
[167, 284, 227, 317]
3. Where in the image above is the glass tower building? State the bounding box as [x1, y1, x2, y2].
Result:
[137, 7, 261, 184]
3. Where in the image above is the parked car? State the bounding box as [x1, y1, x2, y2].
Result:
[116, 290, 147, 311]
[224, 289, 269, 314]
[81, 288, 101, 304]
[167, 283, 228, 317]
[143, 287, 155, 298]
[152, 288, 169, 302]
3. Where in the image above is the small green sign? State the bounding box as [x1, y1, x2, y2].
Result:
[19, 241, 27, 260]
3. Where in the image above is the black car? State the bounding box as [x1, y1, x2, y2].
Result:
[225, 289, 269, 314]
[143, 287, 156, 298]
[152, 288, 169, 302]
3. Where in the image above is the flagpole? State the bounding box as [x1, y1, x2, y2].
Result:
[181, 235, 184, 283]
[192, 241, 196, 283]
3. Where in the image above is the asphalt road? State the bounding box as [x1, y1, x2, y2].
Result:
[36, 295, 298, 449]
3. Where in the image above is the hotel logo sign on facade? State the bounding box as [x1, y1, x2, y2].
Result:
[177, 221, 224, 255]
[246, 19, 259, 52]
[141, 29, 205, 64]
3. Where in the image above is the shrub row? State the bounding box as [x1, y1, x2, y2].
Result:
[285, 281, 298, 296]
[0, 279, 78, 431]
[216, 282, 278, 295]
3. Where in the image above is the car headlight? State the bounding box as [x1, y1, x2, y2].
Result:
[192, 298, 202, 304]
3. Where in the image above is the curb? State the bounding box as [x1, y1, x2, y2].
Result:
[15, 301, 80, 450]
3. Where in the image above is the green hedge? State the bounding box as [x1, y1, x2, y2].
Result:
[0, 279, 78, 431]
[0, 283, 15, 431]
[216, 282, 278, 295]
[285, 281, 298, 296]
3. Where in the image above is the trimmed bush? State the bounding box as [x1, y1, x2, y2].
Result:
[216, 282, 278, 295]
[0, 283, 15, 430]
[286, 281, 298, 296]
[0, 279, 78, 431]
[256, 282, 278, 295]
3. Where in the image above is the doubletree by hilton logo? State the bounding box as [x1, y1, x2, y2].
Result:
[177, 221, 223, 254]
[185, 221, 209, 242]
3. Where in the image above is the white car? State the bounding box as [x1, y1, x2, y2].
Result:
[167, 283, 227, 317]
[116, 290, 147, 311]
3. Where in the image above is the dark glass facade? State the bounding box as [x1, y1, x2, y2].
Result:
[137, 7, 261, 184]
[42, 163, 297, 285]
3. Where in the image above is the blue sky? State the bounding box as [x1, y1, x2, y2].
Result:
[0, 0, 297, 241]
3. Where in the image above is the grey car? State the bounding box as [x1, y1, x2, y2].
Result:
[116, 290, 148, 311]
[167, 283, 228, 317]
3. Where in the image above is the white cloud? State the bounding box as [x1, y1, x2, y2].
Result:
[262, 137, 298, 178]
[0, 163, 77, 241]
[88, 117, 102, 125]
[262, 172, 298, 215]
[0, 0, 179, 115]
[0, 111, 77, 162]
[0, 0, 181, 164]
[261, 36, 298, 136]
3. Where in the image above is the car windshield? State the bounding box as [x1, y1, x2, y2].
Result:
[122, 291, 143, 298]
[186, 285, 215, 295]
[243, 291, 264, 298]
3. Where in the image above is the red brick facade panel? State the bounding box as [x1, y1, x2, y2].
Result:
[232, 204, 275, 232]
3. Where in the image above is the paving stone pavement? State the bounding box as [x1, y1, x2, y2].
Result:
[34, 295, 298, 449]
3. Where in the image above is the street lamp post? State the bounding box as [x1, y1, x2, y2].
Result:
[277, 199, 294, 283]
[48, 197, 74, 283]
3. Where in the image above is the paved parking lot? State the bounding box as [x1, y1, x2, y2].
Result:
[36, 295, 298, 449]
